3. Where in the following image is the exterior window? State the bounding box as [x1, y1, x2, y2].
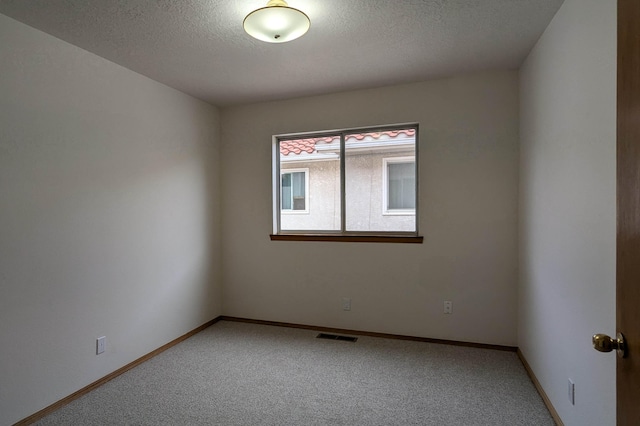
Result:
[383, 157, 416, 214]
[274, 125, 418, 236]
[281, 169, 308, 213]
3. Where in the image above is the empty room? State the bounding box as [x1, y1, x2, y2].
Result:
[1, 0, 637, 425]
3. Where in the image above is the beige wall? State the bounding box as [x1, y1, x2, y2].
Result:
[518, 0, 616, 424]
[0, 14, 222, 425]
[221, 71, 519, 346]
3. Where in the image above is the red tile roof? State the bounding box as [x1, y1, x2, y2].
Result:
[347, 129, 415, 141]
[280, 137, 337, 156]
[280, 129, 415, 156]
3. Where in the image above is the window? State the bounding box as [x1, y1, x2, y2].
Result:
[281, 169, 308, 213]
[383, 157, 416, 214]
[273, 124, 421, 242]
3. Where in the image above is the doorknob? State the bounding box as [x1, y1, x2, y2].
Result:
[592, 332, 627, 358]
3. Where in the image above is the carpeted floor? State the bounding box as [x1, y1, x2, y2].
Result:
[35, 321, 555, 425]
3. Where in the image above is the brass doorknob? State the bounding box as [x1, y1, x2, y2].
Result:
[592, 332, 626, 358]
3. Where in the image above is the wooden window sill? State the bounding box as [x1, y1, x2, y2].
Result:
[270, 234, 423, 244]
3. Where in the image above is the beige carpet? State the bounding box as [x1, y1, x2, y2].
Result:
[35, 321, 555, 425]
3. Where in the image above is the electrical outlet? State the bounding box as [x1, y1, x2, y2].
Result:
[568, 379, 575, 405]
[444, 301, 453, 314]
[96, 336, 106, 355]
[342, 298, 351, 311]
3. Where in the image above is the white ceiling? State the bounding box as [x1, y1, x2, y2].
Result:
[0, 0, 563, 107]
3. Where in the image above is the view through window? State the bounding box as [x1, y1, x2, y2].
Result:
[275, 125, 418, 236]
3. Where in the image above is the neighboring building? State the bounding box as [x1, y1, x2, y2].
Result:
[279, 129, 416, 232]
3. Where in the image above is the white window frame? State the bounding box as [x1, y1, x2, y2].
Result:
[280, 168, 309, 215]
[382, 157, 416, 216]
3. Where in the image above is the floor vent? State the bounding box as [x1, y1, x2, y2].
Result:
[316, 333, 358, 342]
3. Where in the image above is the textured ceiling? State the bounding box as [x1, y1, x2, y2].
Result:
[0, 0, 563, 107]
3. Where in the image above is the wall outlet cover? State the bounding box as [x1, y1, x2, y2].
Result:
[342, 298, 351, 311]
[97, 336, 106, 355]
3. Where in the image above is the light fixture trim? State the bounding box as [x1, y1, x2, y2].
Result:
[243, 1, 310, 43]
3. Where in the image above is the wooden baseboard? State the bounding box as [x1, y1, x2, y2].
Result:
[219, 316, 518, 352]
[14, 317, 222, 426]
[517, 348, 564, 426]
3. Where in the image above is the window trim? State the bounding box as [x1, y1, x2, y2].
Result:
[273, 123, 420, 241]
[269, 234, 424, 243]
[280, 168, 309, 214]
[382, 157, 416, 216]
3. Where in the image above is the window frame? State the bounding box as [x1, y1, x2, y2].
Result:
[272, 123, 422, 243]
[280, 168, 309, 214]
[382, 157, 416, 216]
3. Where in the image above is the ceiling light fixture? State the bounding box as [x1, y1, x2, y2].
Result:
[243, 0, 310, 43]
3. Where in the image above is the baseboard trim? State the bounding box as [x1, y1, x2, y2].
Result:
[14, 317, 222, 426]
[517, 348, 564, 426]
[219, 316, 518, 352]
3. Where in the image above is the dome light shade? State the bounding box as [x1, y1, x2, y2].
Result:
[244, 0, 310, 43]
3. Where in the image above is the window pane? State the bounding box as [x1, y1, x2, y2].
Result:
[275, 126, 417, 235]
[281, 173, 292, 210]
[388, 162, 415, 209]
[345, 129, 416, 232]
[279, 137, 341, 231]
[292, 172, 305, 198]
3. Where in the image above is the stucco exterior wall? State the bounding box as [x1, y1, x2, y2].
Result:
[281, 160, 340, 231]
[281, 150, 415, 232]
[345, 151, 415, 232]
